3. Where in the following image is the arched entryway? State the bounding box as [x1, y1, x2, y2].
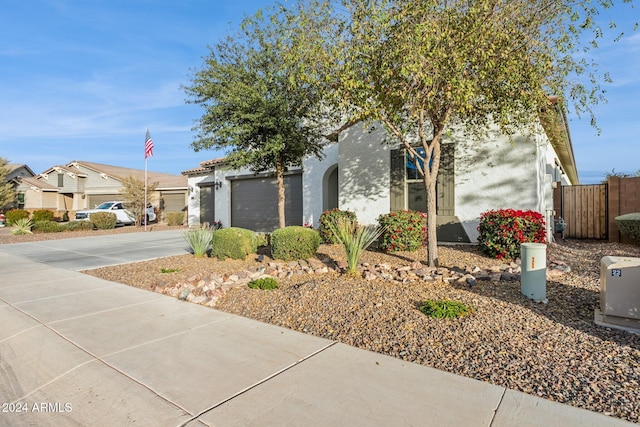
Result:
[322, 164, 338, 212]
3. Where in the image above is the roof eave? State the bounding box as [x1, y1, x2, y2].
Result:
[539, 99, 579, 185]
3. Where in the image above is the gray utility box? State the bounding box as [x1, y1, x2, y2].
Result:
[600, 256, 640, 320]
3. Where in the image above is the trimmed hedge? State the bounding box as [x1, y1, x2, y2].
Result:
[90, 212, 117, 229]
[271, 226, 321, 261]
[166, 211, 185, 226]
[255, 232, 270, 248]
[615, 213, 640, 241]
[32, 220, 64, 233]
[64, 220, 94, 231]
[32, 209, 55, 222]
[5, 209, 29, 225]
[210, 227, 257, 260]
[318, 209, 358, 243]
[377, 210, 426, 252]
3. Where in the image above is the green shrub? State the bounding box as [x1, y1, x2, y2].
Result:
[64, 220, 94, 231]
[183, 225, 214, 258]
[32, 220, 64, 233]
[161, 268, 181, 273]
[31, 209, 55, 222]
[327, 217, 385, 275]
[210, 227, 257, 260]
[248, 277, 279, 290]
[166, 211, 185, 226]
[615, 213, 640, 241]
[477, 209, 546, 260]
[255, 232, 270, 248]
[271, 226, 321, 261]
[318, 209, 357, 243]
[377, 210, 426, 252]
[90, 212, 117, 229]
[6, 209, 29, 225]
[418, 300, 474, 319]
[11, 218, 33, 235]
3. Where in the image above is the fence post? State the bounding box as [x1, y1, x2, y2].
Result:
[608, 177, 620, 243]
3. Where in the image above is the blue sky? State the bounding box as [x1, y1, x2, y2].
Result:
[0, 1, 638, 184]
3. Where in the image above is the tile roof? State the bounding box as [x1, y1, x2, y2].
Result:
[182, 157, 227, 175]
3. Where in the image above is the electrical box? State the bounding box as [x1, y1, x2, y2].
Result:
[600, 256, 640, 320]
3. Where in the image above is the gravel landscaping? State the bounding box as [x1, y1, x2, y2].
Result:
[2, 227, 640, 422]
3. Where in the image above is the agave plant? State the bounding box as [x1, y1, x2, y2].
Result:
[183, 224, 214, 258]
[11, 217, 34, 235]
[327, 217, 385, 275]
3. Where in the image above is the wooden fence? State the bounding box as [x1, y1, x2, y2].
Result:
[556, 177, 640, 242]
[560, 184, 607, 240]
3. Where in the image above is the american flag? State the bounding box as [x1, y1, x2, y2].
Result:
[145, 129, 154, 159]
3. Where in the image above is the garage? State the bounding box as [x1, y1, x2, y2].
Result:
[87, 194, 119, 209]
[160, 193, 187, 214]
[231, 173, 302, 232]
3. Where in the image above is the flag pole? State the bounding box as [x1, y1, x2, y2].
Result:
[144, 155, 148, 232]
[144, 129, 154, 232]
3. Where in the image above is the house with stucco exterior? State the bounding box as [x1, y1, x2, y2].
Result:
[15, 161, 188, 220]
[183, 105, 577, 242]
[3, 164, 36, 209]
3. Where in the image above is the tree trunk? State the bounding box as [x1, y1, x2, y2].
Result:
[276, 159, 286, 229]
[424, 172, 438, 267]
[423, 127, 443, 267]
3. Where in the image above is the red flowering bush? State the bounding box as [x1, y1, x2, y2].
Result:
[377, 210, 426, 252]
[477, 209, 546, 260]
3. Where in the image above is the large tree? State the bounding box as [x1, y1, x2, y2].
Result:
[0, 157, 16, 210]
[294, 0, 636, 266]
[184, 4, 334, 229]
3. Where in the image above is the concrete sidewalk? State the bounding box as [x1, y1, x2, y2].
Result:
[0, 252, 633, 426]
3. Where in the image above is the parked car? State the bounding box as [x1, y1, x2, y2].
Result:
[74, 201, 156, 226]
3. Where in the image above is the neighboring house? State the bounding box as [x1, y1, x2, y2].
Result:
[4, 164, 36, 209]
[15, 160, 187, 220]
[184, 104, 577, 242]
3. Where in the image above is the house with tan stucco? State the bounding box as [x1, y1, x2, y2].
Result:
[15, 161, 187, 220]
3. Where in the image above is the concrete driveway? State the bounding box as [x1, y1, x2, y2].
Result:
[0, 229, 190, 270]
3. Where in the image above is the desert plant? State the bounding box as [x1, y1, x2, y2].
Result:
[90, 212, 117, 229]
[248, 277, 279, 290]
[64, 220, 94, 231]
[32, 220, 64, 233]
[183, 225, 214, 258]
[328, 217, 385, 275]
[271, 226, 321, 261]
[11, 217, 33, 235]
[31, 209, 55, 222]
[5, 209, 29, 225]
[210, 227, 257, 260]
[161, 267, 181, 273]
[377, 210, 426, 252]
[318, 209, 358, 243]
[166, 211, 185, 226]
[418, 300, 474, 319]
[477, 209, 546, 260]
[615, 213, 640, 241]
